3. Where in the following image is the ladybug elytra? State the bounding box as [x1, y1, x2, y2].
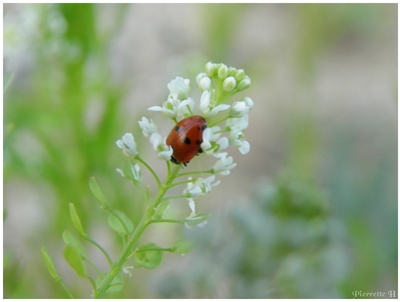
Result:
[166, 116, 207, 166]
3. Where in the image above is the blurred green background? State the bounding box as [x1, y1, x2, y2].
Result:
[3, 3, 397, 298]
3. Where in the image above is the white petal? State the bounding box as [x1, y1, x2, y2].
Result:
[239, 140, 250, 154]
[187, 198, 196, 213]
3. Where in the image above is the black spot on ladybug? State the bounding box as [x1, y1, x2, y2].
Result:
[183, 137, 191, 145]
[198, 148, 203, 153]
[175, 126, 180, 132]
[201, 124, 207, 130]
[196, 140, 202, 145]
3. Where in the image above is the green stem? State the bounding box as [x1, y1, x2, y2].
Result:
[85, 237, 113, 266]
[94, 165, 181, 298]
[149, 218, 185, 224]
[136, 156, 162, 188]
[178, 169, 213, 178]
[162, 194, 188, 202]
[58, 279, 75, 299]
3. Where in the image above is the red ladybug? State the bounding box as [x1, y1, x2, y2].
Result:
[166, 116, 207, 166]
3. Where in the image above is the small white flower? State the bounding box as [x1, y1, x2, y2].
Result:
[212, 152, 237, 176]
[185, 211, 209, 229]
[149, 95, 194, 120]
[149, 133, 163, 151]
[175, 97, 194, 120]
[231, 101, 248, 118]
[199, 87, 229, 117]
[187, 198, 196, 213]
[148, 105, 175, 117]
[199, 90, 211, 115]
[138, 117, 158, 137]
[243, 97, 254, 109]
[238, 140, 250, 154]
[201, 126, 220, 154]
[229, 129, 250, 155]
[130, 163, 142, 182]
[184, 175, 220, 197]
[217, 136, 229, 150]
[116, 133, 138, 157]
[167, 76, 190, 100]
[122, 266, 134, 277]
[148, 133, 173, 161]
[226, 116, 249, 132]
[157, 146, 173, 161]
[209, 104, 230, 117]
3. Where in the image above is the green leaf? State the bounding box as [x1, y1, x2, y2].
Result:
[134, 243, 163, 269]
[63, 245, 87, 277]
[69, 203, 87, 237]
[172, 239, 194, 254]
[62, 230, 86, 256]
[89, 177, 108, 205]
[41, 247, 60, 281]
[108, 210, 134, 235]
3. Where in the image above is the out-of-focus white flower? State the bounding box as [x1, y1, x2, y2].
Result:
[184, 175, 220, 197]
[212, 152, 237, 176]
[148, 133, 173, 161]
[116, 133, 138, 157]
[122, 266, 134, 277]
[131, 163, 142, 182]
[138, 117, 158, 137]
[230, 97, 253, 118]
[167, 76, 191, 100]
[148, 77, 193, 119]
[184, 211, 209, 229]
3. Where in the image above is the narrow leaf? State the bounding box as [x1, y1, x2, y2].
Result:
[89, 177, 107, 205]
[62, 230, 86, 256]
[69, 203, 87, 237]
[41, 247, 60, 281]
[63, 245, 87, 277]
[107, 210, 134, 235]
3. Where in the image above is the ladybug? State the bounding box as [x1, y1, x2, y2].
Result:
[166, 116, 207, 166]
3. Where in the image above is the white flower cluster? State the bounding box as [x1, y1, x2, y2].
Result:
[115, 62, 253, 220]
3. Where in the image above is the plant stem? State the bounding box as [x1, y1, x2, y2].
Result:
[94, 165, 181, 298]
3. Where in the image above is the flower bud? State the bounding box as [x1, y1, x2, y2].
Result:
[199, 76, 211, 91]
[218, 64, 228, 79]
[205, 62, 215, 77]
[223, 76, 236, 92]
[235, 69, 245, 81]
[237, 77, 251, 91]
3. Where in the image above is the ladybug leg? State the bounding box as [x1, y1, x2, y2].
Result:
[170, 156, 180, 165]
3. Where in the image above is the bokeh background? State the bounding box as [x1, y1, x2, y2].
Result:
[3, 3, 397, 298]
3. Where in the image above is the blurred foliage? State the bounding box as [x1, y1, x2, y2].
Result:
[3, 3, 397, 299]
[152, 173, 350, 298]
